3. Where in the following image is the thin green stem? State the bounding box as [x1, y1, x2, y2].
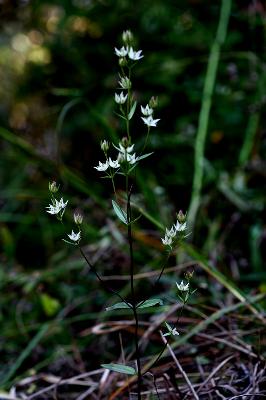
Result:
[188, 0, 231, 231]
[127, 183, 142, 400]
[78, 246, 132, 308]
[142, 126, 150, 153]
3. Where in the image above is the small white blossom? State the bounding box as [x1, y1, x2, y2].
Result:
[114, 46, 128, 57]
[161, 235, 173, 246]
[46, 203, 61, 215]
[67, 230, 81, 242]
[176, 280, 189, 291]
[108, 158, 120, 168]
[165, 227, 176, 238]
[175, 221, 187, 232]
[114, 143, 135, 154]
[74, 213, 83, 225]
[128, 47, 143, 61]
[163, 322, 179, 337]
[127, 153, 138, 165]
[115, 92, 128, 104]
[94, 161, 109, 172]
[141, 116, 160, 127]
[59, 198, 68, 209]
[118, 152, 139, 165]
[118, 76, 131, 90]
[141, 104, 153, 116]
[46, 198, 68, 215]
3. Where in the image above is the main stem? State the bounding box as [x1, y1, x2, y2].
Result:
[127, 183, 142, 400]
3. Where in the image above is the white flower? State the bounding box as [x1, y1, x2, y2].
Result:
[127, 153, 138, 165]
[59, 198, 68, 209]
[141, 116, 160, 127]
[118, 76, 131, 90]
[67, 230, 81, 242]
[94, 161, 109, 172]
[176, 280, 189, 291]
[46, 203, 61, 215]
[74, 213, 83, 225]
[114, 46, 128, 57]
[141, 104, 153, 116]
[128, 47, 143, 61]
[161, 235, 173, 246]
[165, 226, 176, 238]
[118, 152, 139, 165]
[163, 322, 179, 337]
[115, 92, 128, 104]
[46, 198, 68, 215]
[175, 221, 187, 232]
[108, 158, 120, 168]
[114, 143, 135, 154]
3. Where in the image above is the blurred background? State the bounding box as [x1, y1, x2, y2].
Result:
[0, 0, 265, 393]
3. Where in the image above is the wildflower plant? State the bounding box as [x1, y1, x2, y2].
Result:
[45, 31, 193, 399]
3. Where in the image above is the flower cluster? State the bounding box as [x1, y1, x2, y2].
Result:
[95, 140, 144, 173]
[46, 182, 82, 245]
[141, 103, 160, 128]
[94, 158, 120, 172]
[114, 46, 143, 61]
[161, 213, 187, 248]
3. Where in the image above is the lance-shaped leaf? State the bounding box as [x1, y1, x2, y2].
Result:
[106, 301, 132, 311]
[101, 363, 136, 375]
[128, 101, 137, 120]
[112, 200, 128, 225]
[136, 152, 153, 162]
[137, 298, 163, 309]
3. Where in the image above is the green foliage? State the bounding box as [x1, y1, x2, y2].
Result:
[101, 363, 136, 375]
[0, 0, 265, 392]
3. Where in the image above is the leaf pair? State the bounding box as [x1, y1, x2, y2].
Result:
[106, 298, 163, 311]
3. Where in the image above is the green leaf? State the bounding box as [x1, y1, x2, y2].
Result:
[106, 301, 132, 311]
[137, 298, 163, 309]
[128, 101, 137, 120]
[40, 293, 60, 317]
[101, 363, 136, 375]
[112, 200, 128, 224]
[62, 239, 77, 246]
[137, 152, 153, 161]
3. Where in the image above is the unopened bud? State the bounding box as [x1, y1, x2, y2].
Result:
[121, 136, 129, 148]
[149, 96, 158, 109]
[49, 181, 59, 193]
[122, 30, 133, 45]
[119, 57, 128, 67]
[74, 212, 83, 225]
[101, 140, 110, 153]
[185, 270, 194, 280]
[177, 210, 186, 224]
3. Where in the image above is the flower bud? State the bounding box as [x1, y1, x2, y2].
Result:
[177, 210, 186, 224]
[185, 270, 194, 280]
[122, 30, 133, 45]
[149, 96, 158, 109]
[74, 212, 83, 225]
[101, 140, 110, 153]
[49, 181, 59, 193]
[119, 57, 128, 67]
[121, 136, 130, 149]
